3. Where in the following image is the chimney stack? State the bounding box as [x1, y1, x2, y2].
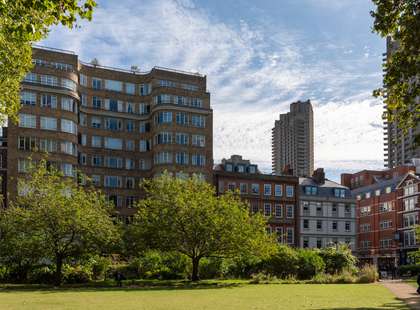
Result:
[312, 168, 325, 185]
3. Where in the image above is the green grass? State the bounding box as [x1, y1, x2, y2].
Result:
[0, 282, 408, 310]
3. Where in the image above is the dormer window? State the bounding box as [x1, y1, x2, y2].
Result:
[225, 163, 233, 172]
[237, 165, 245, 173]
[248, 165, 256, 174]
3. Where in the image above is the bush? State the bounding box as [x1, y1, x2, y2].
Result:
[63, 265, 92, 284]
[249, 272, 278, 284]
[398, 264, 420, 277]
[197, 257, 227, 279]
[296, 249, 325, 280]
[319, 244, 357, 274]
[311, 271, 356, 284]
[88, 256, 111, 280]
[225, 255, 262, 279]
[357, 264, 378, 283]
[263, 245, 299, 278]
[27, 266, 55, 284]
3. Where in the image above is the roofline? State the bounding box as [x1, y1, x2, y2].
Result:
[213, 170, 298, 183]
[395, 172, 420, 189]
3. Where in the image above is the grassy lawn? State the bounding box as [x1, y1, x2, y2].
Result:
[0, 282, 408, 310]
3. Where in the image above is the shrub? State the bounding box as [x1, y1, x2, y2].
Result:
[27, 266, 55, 284]
[263, 245, 299, 278]
[197, 257, 227, 279]
[63, 265, 92, 284]
[357, 265, 378, 283]
[296, 249, 325, 280]
[311, 271, 356, 284]
[319, 244, 357, 274]
[89, 256, 111, 280]
[249, 272, 278, 284]
[225, 255, 262, 279]
[398, 264, 420, 277]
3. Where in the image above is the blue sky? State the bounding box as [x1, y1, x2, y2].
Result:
[41, 0, 386, 181]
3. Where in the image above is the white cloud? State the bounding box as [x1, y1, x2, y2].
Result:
[42, 0, 384, 173]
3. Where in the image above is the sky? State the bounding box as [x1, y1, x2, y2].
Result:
[41, 0, 386, 182]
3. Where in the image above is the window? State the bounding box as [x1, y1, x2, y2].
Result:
[155, 94, 172, 104]
[125, 177, 135, 189]
[286, 185, 294, 198]
[40, 74, 58, 86]
[18, 136, 36, 151]
[386, 186, 392, 194]
[360, 206, 371, 216]
[104, 137, 123, 150]
[303, 237, 309, 248]
[175, 152, 188, 165]
[365, 192, 371, 199]
[286, 205, 294, 218]
[91, 116, 101, 128]
[175, 133, 189, 145]
[264, 184, 272, 196]
[91, 136, 102, 148]
[19, 114, 36, 128]
[139, 121, 150, 133]
[92, 96, 102, 109]
[380, 201, 393, 212]
[92, 155, 103, 166]
[139, 140, 150, 152]
[157, 111, 172, 124]
[251, 202, 259, 214]
[139, 159, 150, 171]
[81, 94, 87, 106]
[60, 141, 76, 156]
[20, 91, 36, 105]
[375, 189, 381, 196]
[126, 140, 134, 151]
[155, 132, 172, 144]
[305, 186, 318, 195]
[240, 183, 247, 194]
[191, 154, 205, 166]
[228, 183, 235, 191]
[380, 220, 392, 230]
[81, 134, 87, 146]
[332, 221, 338, 231]
[404, 230, 416, 247]
[18, 159, 31, 173]
[126, 102, 135, 114]
[92, 78, 102, 89]
[61, 97, 74, 112]
[104, 79, 122, 92]
[79, 113, 87, 127]
[344, 205, 352, 217]
[264, 203, 272, 216]
[139, 103, 150, 115]
[140, 83, 150, 96]
[316, 203, 323, 216]
[316, 239, 322, 249]
[332, 205, 338, 216]
[79, 153, 87, 165]
[191, 115, 205, 128]
[248, 165, 257, 173]
[275, 184, 282, 197]
[274, 204, 282, 217]
[237, 165, 245, 173]
[126, 196, 136, 208]
[303, 219, 309, 230]
[276, 227, 283, 243]
[126, 120, 135, 132]
[404, 197, 417, 211]
[125, 159, 135, 170]
[251, 183, 259, 194]
[105, 118, 122, 131]
[40, 117, 57, 131]
[334, 188, 346, 198]
[192, 134, 205, 147]
[345, 221, 351, 232]
[403, 213, 418, 228]
[24, 72, 37, 83]
[41, 94, 57, 108]
[316, 220, 322, 230]
[61, 78, 77, 91]
[303, 202, 310, 215]
[126, 83, 135, 94]
[106, 157, 123, 169]
[104, 176, 122, 188]
[61, 119, 77, 134]
[404, 183, 416, 196]
[226, 164, 233, 172]
[286, 228, 294, 245]
[61, 163, 74, 177]
[154, 152, 172, 164]
[80, 74, 87, 86]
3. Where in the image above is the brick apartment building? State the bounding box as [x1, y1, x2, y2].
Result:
[299, 168, 356, 250]
[213, 155, 299, 246]
[341, 165, 419, 271]
[4, 46, 213, 220]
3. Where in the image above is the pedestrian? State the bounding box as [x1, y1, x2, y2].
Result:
[115, 271, 123, 287]
[417, 272, 420, 294]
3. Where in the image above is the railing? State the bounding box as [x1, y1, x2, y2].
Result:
[32, 44, 75, 55]
[153, 66, 204, 77]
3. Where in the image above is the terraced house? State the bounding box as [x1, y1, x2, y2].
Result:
[4, 46, 213, 221]
[213, 155, 299, 246]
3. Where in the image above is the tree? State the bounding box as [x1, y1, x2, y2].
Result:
[132, 173, 275, 281]
[371, 0, 420, 143]
[0, 160, 119, 285]
[0, 0, 96, 122]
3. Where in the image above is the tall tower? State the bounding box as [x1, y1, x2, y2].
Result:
[272, 100, 314, 177]
[384, 37, 420, 168]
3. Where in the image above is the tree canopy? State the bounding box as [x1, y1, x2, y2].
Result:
[0, 159, 119, 285]
[0, 0, 96, 122]
[371, 0, 420, 143]
[132, 173, 276, 281]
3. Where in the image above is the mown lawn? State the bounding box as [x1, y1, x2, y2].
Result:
[0, 282, 408, 310]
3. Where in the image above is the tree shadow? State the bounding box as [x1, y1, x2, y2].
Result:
[313, 301, 409, 310]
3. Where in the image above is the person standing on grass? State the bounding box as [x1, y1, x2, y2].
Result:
[417, 273, 420, 294]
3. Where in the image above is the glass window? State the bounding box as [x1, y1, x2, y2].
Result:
[154, 152, 172, 164]
[139, 140, 150, 152]
[80, 74, 87, 86]
[240, 183, 247, 194]
[303, 219, 309, 229]
[104, 137, 123, 150]
[91, 136, 102, 148]
[264, 203, 271, 216]
[251, 183, 259, 194]
[41, 94, 57, 108]
[20, 91, 36, 105]
[61, 119, 77, 134]
[61, 97, 74, 112]
[139, 83, 150, 96]
[126, 140, 134, 151]
[104, 176, 122, 188]
[191, 115, 205, 128]
[40, 117, 57, 131]
[264, 184, 272, 196]
[126, 120, 135, 132]
[157, 111, 172, 124]
[91, 116, 101, 128]
[274, 204, 282, 217]
[286, 185, 294, 198]
[126, 83, 135, 94]
[275, 184, 282, 196]
[40, 74, 58, 86]
[191, 154, 205, 167]
[286, 205, 294, 218]
[19, 113, 36, 128]
[61, 78, 77, 91]
[92, 96, 102, 109]
[192, 134, 205, 147]
[104, 79, 122, 92]
[175, 152, 188, 165]
[175, 133, 188, 145]
[286, 228, 294, 245]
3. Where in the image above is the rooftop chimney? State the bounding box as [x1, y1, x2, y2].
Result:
[282, 164, 293, 176]
[312, 168, 325, 185]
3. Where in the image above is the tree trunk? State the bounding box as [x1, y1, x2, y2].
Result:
[191, 257, 200, 281]
[54, 254, 63, 286]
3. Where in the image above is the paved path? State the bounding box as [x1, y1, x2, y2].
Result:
[382, 280, 420, 309]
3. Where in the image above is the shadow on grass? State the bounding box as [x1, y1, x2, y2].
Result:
[313, 301, 409, 310]
[0, 280, 244, 293]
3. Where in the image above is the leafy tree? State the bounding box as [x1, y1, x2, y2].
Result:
[263, 244, 299, 278]
[319, 243, 357, 274]
[371, 0, 420, 143]
[0, 160, 119, 285]
[0, 0, 96, 122]
[132, 173, 276, 281]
